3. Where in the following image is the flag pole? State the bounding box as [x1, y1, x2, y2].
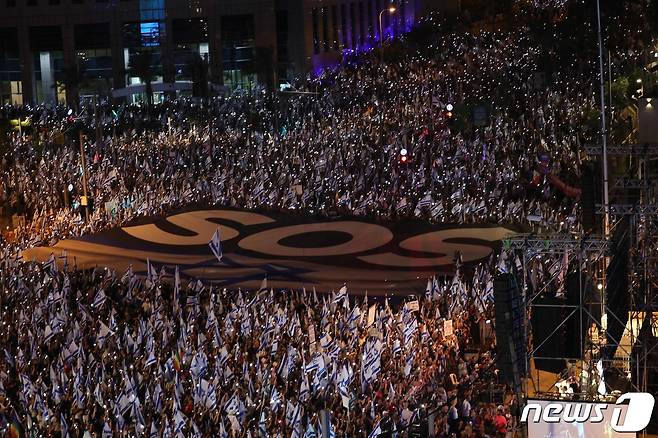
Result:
[79, 130, 90, 222]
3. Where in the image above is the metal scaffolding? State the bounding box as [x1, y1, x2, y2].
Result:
[589, 140, 658, 402]
[504, 234, 609, 398]
[584, 143, 658, 156]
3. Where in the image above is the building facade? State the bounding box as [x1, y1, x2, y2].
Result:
[0, 0, 436, 105]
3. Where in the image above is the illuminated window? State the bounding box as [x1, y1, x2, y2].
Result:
[140, 22, 160, 47]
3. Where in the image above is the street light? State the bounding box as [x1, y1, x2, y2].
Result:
[379, 6, 396, 64]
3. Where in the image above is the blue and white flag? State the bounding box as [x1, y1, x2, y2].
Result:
[303, 423, 317, 438]
[146, 259, 158, 286]
[43, 325, 55, 344]
[172, 265, 180, 315]
[203, 380, 217, 410]
[289, 403, 303, 438]
[174, 409, 186, 435]
[270, 387, 282, 411]
[149, 422, 158, 438]
[102, 422, 112, 438]
[404, 352, 415, 377]
[320, 410, 336, 438]
[153, 383, 162, 413]
[425, 277, 433, 301]
[403, 317, 417, 346]
[368, 419, 382, 438]
[62, 340, 79, 363]
[361, 339, 382, 385]
[209, 228, 223, 263]
[189, 352, 208, 379]
[299, 373, 310, 402]
[98, 321, 113, 348]
[145, 344, 157, 367]
[224, 393, 241, 416]
[392, 339, 401, 356]
[44, 254, 57, 276]
[333, 285, 348, 304]
[219, 420, 229, 438]
[93, 289, 106, 309]
[61, 413, 69, 437]
[258, 410, 268, 438]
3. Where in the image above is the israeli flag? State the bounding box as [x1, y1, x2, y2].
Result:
[368, 419, 382, 438]
[97, 322, 113, 348]
[392, 339, 401, 356]
[102, 422, 112, 438]
[259, 410, 268, 437]
[153, 384, 162, 413]
[174, 409, 186, 435]
[270, 387, 282, 411]
[93, 289, 106, 309]
[209, 228, 223, 263]
[326, 411, 336, 438]
[61, 413, 69, 437]
[44, 254, 57, 276]
[149, 423, 158, 438]
[290, 403, 303, 438]
[299, 374, 310, 402]
[418, 193, 433, 208]
[43, 325, 55, 343]
[333, 285, 348, 304]
[304, 423, 317, 438]
[146, 259, 158, 285]
[145, 348, 157, 367]
[63, 341, 79, 363]
[425, 277, 433, 301]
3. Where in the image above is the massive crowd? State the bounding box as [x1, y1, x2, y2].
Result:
[0, 257, 518, 437]
[0, 18, 595, 252]
[0, 0, 650, 436]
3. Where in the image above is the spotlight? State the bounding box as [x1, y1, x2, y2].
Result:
[446, 104, 453, 111]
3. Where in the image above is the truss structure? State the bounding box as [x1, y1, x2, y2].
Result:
[584, 143, 658, 156]
[593, 141, 658, 399]
[506, 233, 609, 399]
[595, 204, 658, 215]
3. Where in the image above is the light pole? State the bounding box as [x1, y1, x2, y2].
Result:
[596, 0, 609, 239]
[379, 6, 396, 64]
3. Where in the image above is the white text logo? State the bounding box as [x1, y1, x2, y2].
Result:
[521, 393, 655, 433]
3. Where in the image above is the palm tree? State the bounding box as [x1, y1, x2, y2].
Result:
[54, 64, 88, 110]
[127, 50, 156, 109]
[189, 53, 209, 102]
[246, 46, 275, 91]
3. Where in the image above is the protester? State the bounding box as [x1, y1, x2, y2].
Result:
[0, 1, 649, 436]
[0, 15, 592, 254]
[0, 257, 510, 437]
